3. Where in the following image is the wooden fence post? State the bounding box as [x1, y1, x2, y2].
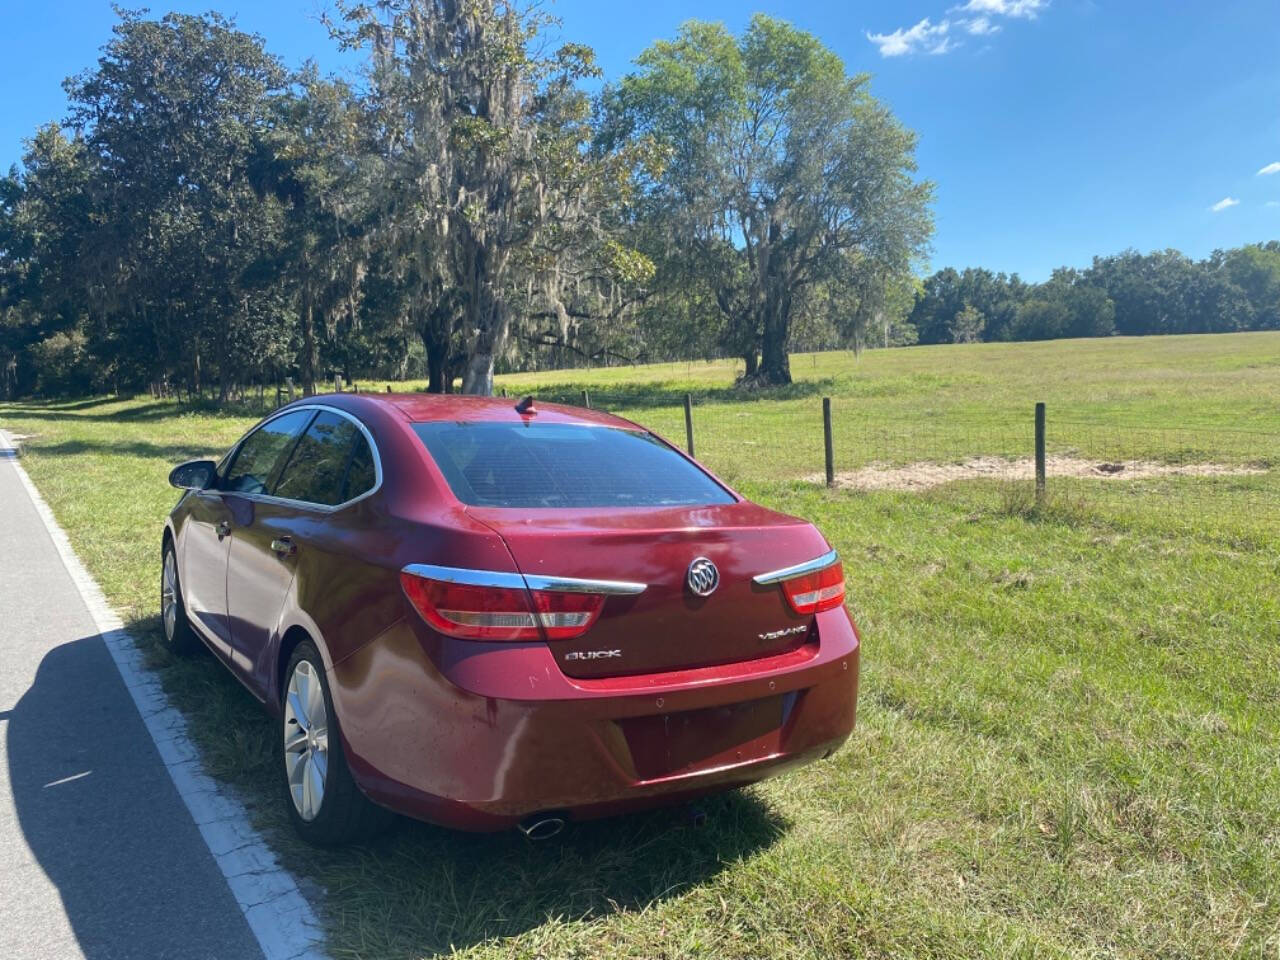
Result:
[581, 389, 591, 409]
[823, 397, 834, 488]
[1035, 402, 1046, 504]
[684, 393, 695, 458]
[334, 374, 342, 394]
[286, 377, 295, 402]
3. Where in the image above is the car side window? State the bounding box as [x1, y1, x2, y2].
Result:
[342, 433, 376, 502]
[221, 411, 313, 495]
[273, 412, 362, 506]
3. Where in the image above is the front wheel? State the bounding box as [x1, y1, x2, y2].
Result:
[280, 641, 389, 845]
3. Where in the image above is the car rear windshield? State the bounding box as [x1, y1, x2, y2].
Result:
[413, 422, 735, 508]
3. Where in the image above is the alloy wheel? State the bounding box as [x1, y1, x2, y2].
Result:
[162, 550, 178, 642]
[283, 660, 329, 821]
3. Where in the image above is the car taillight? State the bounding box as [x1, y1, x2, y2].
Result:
[399, 571, 604, 641]
[779, 561, 846, 615]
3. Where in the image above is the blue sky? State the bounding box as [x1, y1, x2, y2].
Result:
[2, 0, 1277, 281]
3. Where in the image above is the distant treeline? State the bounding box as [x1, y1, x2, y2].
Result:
[907, 244, 1280, 346]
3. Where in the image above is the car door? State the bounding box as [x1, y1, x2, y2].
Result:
[210, 409, 315, 673]
[226, 409, 371, 693]
[181, 488, 236, 656]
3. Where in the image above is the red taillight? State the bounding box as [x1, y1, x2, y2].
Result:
[780, 561, 845, 615]
[528, 589, 605, 640]
[399, 572, 604, 641]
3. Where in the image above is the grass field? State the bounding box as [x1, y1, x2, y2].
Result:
[3, 332, 1280, 959]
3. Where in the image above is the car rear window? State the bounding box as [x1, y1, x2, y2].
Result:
[413, 422, 735, 508]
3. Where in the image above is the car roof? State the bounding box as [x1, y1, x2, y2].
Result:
[358, 392, 640, 429]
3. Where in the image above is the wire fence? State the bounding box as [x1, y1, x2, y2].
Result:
[510, 388, 1279, 541]
[247, 379, 1276, 539]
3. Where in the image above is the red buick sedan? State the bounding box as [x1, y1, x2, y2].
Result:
[162, 393, 860, 844]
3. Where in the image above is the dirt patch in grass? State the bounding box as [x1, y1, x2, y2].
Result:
[811, 456, 1268, 492]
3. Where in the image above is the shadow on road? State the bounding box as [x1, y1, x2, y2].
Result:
[6, 635, 260, 959]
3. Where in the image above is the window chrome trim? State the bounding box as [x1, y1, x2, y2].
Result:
[752, 549, 839, 586]
[215, 403, 384, 514]
[402, 563, 647, 596]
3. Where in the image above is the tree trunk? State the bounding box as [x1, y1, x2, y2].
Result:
[759, 290, 793, 386]
[301, 297, 317, 397]
[461, 351, 494, 395]
[425, 333, 448, 393]
[460, 294, 507, 397]
[742, 350, 759, 379]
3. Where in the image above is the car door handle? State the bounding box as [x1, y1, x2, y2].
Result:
[216, 521, 231, 539]
[270, 537, 296, 557]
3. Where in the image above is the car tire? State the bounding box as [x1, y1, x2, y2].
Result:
[160, 541, 200, 656]
[280, 641, 390, 845]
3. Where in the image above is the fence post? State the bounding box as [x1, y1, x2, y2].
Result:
[581, 389, 591, 409]
[334, 374, 342, 394]
[684, 393, 695, 458]
[286, 377, 295, 402]
[1035, 401, 1046, 504]
[823, 397, 834, 488]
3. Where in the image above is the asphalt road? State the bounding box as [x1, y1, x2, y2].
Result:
[0, 444, 265, 959]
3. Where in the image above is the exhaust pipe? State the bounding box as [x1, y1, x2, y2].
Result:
[517, 815, 566, 841]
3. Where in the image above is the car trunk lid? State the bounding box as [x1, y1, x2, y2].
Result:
[466, 501, 833, 678]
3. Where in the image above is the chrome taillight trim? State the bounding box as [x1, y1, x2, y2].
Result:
[523, 573, 647, 596]
[402, 563, 647, 596]
[403, 563, 527, 591]
[752, 548, 840, 586]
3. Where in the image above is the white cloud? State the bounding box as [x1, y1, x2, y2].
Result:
[867, 18, 954, 57]
[870, 0, 1045, 57]
[954, 0, 1049, 17]
[1265, 200, 1280, 208]
[1258, 162, 1280, 176]
[963, 16, 1002, 35]
[1210, 197, 1240, 212]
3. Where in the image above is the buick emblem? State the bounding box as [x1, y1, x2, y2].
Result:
[686, 557, 720, 597]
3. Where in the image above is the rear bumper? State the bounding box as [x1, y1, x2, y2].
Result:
[332, 608, 859, 830]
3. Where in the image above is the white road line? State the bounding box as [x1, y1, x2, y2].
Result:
[0, 430, 327, 960]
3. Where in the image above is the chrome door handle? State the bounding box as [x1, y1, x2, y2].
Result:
[271, 537, 296, 557]
[215, 521, 231, 539]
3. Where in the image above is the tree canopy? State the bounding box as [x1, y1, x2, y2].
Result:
[601, 15, 933, 385]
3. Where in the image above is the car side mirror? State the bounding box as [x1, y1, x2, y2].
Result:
[169, 459, 217, 491]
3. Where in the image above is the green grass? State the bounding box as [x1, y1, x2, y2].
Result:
[4, 332, 1280, 959]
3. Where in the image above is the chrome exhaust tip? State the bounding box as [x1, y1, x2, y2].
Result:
[517, 815, 566, 841]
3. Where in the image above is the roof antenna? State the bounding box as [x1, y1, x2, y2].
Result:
[514, 395, 537, 416]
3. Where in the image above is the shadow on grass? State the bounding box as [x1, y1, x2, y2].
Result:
[324, 789, 787, 956]
[0, 399, 252, 424]
[13, 438, 221, 462]
[124, 613, 791, 957]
